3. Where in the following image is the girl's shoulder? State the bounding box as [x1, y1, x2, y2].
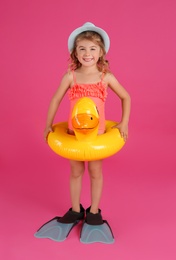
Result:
[60, 71, 73, 85]
[62, 70, 73, 80]
[103, 72, 116, 84]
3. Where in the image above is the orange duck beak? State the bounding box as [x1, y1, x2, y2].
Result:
[72, 113, 99, 134]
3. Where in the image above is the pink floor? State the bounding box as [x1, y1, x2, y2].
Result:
[1, 0, 176, 259]
[1, 130, 176, 260]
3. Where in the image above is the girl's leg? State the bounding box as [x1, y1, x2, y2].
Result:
[69, 160, 85, 212]
[88, 160, 103, 214]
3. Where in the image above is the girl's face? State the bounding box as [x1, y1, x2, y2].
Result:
[75, 39, 102, 68]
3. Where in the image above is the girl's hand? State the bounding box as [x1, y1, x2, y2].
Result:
[112, 122, 129, 142]
[44, 126, 53, 142]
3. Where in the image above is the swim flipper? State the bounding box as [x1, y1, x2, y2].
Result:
[80, 207, 115, 244]
[34, 205, 85, 242]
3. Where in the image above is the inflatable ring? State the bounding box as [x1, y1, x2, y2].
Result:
[48, 98, 125, 161]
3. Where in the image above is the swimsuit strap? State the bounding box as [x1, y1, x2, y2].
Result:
[72, 70, 77, 85]
[101, 72, 105, 83]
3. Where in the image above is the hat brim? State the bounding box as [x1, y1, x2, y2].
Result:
[68, 24, 110, 53]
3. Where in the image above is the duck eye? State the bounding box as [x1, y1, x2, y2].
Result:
[90, 117, 93, 120]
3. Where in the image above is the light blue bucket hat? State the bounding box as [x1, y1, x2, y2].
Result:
[68, 22, 110, 53]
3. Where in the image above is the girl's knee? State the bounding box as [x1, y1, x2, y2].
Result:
[70, 160, 85, 178]
[88, 161, 103, 178]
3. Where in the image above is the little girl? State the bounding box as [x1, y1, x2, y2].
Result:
[41, 22, 131, 243]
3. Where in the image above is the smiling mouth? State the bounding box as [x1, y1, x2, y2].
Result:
[83, 58, 93, 62]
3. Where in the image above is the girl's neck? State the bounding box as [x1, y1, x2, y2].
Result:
[77, 65, 99, 75]
[74, 65, 102, 84]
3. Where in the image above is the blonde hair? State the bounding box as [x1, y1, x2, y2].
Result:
[69, 31, 110, 73]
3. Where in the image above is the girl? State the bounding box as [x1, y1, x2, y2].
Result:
[40, 22, 130, 243]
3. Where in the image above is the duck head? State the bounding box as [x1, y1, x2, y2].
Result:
[71, 97, 99, 142]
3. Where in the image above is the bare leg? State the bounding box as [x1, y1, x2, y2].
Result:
[88, 160, 103, 213]
[69, 160, 85, 212]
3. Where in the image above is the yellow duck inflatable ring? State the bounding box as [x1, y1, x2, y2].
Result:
[48, 97, 125, 161]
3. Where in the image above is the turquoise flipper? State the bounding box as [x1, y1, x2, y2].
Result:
[80, 220, 115, 244]
[35, 205, 85, 242]
[34, 217, 79, 242]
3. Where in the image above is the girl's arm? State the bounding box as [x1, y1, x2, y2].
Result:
[105, 73, 131, 141]
[44, 72, 72, 141]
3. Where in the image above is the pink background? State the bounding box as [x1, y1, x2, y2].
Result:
[1, 0, 176, 259]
